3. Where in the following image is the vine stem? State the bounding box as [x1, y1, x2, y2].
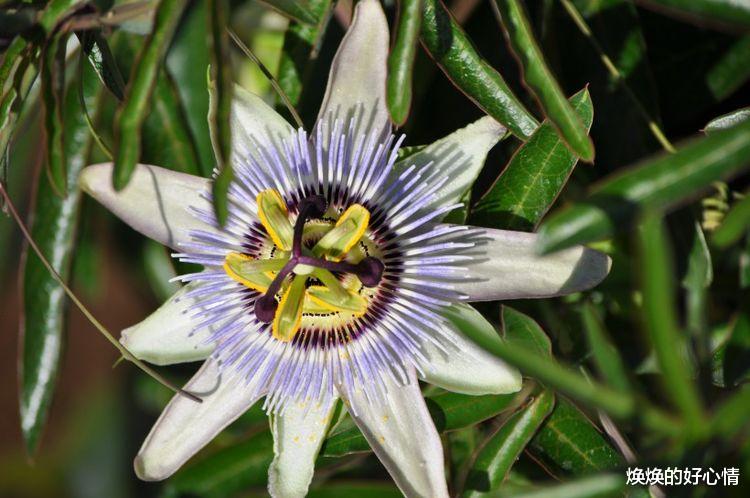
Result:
[559, 0, 676, 153]
[78, 50, 114, 161]
[227, 28, 304, 129]
[0, 181, 201, 404]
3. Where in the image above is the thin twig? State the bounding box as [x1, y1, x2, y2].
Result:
[78, 50, 114, 160]
[0, 182, 201, 404]
[560, 0, 676, 153]
[227, 28, 304, 129]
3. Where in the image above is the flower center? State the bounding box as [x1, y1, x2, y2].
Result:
[223, 189, 385, 342]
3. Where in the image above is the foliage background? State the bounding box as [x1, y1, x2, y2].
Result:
[1, 0, 750, 497]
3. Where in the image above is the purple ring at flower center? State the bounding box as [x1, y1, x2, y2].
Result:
[254, 195, 386, 323]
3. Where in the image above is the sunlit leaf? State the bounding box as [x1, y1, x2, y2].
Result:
[420, 0, 538, 140]
[472, 88, 593, 231]
[529, 399, 623, 475]
[491, 0, 594, 161]
[463, 390, 555, 496]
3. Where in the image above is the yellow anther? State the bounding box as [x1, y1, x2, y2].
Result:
[306, 286, 367, 316]
[223, 252, 282, 292]
[273, 275, 306, 342]
[300, 296, 333, 315]
[257, 189, 294, 250]
[313, 204, 370, 261]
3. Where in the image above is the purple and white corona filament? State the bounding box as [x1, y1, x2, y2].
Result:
[79, 1, 611, 497]
[175, 119, 484, 414]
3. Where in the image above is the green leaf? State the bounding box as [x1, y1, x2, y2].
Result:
[707, 36, 750, 101]
[638, 0, 750, 31]
[257, 0, 318, 24]
[581, 302, 631, 394]
[161, 430, 273, 498]
[387, 0, 422, 125]
[420, 0, 538, 140]
[113, 33, 203, 176]
[529, 399, 623, 475]
[167, 1, 214, 176]
[502, 306, 552, 358]
[41, 32, 68, 195]
[705, 107, 750, 133]
[637, 212, 705, 438]
[143, 72, 203, 175]
[20, 63, 103, 455]
[113, 0, 187, 190]
[208, 0, 233, 225]
[463, 390, 555, 497]
[536, 118, 750, 254]
[79, 30, 126, 101]
[319, 390, 519, 458]
[276, 0, 331, 124]
[472, 88, 594, 231]
[0, 37, 35, 161]
[491, 0, 594, 161]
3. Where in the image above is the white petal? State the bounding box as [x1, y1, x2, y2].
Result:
[218, 84, 295, 162]
[79, 163, 217, 250]
[342, 369, 449, 498]
[120, 283, 215, 366]
[393, 116, 506, 212]
[134, 360, 263, 481]
[317, 0, 390, 140]
[454, 226, 612, 301]
[420, 303, 522, 395]
[268, 397, 338, 498]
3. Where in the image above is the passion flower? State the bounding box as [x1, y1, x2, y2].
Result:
[79, 1, 610, 496]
